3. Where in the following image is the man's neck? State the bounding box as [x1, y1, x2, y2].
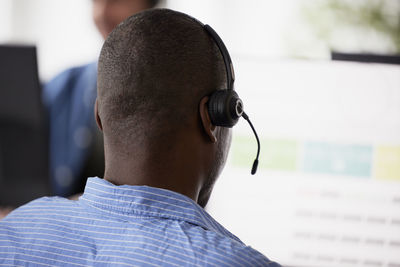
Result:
[103, 142, 205, 204]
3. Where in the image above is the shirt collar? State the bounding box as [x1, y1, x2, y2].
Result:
[79, 177, 241, 242]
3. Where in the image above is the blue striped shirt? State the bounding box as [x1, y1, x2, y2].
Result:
[0, 177, 280, 266]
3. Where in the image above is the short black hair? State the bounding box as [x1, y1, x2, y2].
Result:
[97, 9, 225, 151]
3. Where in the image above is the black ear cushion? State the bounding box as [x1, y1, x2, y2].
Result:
[208, 90, 242, 128]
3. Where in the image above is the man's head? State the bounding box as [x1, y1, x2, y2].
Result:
[96, 9, 232, 207]
[92, 0, 159, 39]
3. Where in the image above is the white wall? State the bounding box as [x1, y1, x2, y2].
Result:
[0, 0, 318, 81]
[1, 0, 102, 81]
[0, 0, 13, 41]
[1, 0, 396, 81]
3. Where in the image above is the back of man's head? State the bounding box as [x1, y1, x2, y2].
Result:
[97, 8, 225, 154]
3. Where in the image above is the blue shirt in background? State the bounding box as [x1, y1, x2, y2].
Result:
[43, 63, 102, 197]
[0, 177, 280, 266]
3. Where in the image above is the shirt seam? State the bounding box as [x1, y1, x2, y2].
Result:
[78, 197, 208, 229]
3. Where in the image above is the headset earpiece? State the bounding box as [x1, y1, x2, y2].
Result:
[203, 22, 260, 174]
[208, 90, 243, 128]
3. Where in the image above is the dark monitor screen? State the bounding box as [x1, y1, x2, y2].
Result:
[0, 45, 49, 207]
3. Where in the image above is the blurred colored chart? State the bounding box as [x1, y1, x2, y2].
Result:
[232, 136, 400, 180]
[302, 142, 372, 177]
[232, 136, 298, 170]
[375, 146, 400, 181]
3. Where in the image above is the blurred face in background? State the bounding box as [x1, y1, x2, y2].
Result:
[92, 0, 152, 39]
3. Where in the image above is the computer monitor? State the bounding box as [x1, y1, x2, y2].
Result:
[207, 58, 400, 267]
[0, 45, 49, 207]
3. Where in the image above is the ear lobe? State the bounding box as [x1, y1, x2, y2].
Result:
[94, 98, 103, 131]
[199, 96, 217, 143]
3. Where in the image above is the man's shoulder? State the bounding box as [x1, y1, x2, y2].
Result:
[1, 196, 80, 222]
[184, 223, 281, 266]
[0, 197, 73, 232]
[43, 62, 97, 106]
[46, 62, 96, 87]
[210, 236, 280, 266]
[50, 62, 96, 81]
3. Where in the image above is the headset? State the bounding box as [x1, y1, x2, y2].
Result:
[202, 24, 260, 175]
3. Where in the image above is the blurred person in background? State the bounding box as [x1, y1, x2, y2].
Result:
[43, 0, 159, 197]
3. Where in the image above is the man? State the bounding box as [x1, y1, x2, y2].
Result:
[1, 9, 281, 266]
[43, 0, 159, 197]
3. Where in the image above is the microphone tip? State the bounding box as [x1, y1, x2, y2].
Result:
[251, 159, 258, 175]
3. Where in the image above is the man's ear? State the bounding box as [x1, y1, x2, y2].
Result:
[94, 98, 103, 131]
[199, 96, 217, 143]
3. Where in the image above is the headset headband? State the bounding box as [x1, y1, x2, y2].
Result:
[199, 20, 260, 175]
[203, 25, 235, 90]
